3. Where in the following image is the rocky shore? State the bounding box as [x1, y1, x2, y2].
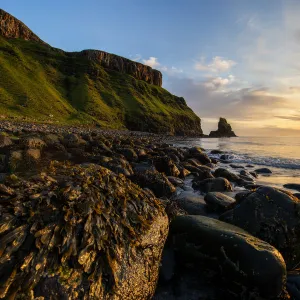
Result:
[0, 120, 299, 299]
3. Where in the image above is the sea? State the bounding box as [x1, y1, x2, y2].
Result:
[171, 136, 300, 193]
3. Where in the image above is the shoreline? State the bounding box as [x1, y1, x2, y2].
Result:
[0, 120, 299, 299]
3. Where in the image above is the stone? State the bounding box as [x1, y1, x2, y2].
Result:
[193, 177, 233, 193]
[21, 137, 46, 149]
[0, 164, 168, 299]
[255, 167, 272, 174]
[220, 186, 300, 269]
[209, 118, 237, 138]
[118, 147, 138, 162]
[170, 215, 287, 298]
[187, 147, 211, 165]
[8, 150, 23, 171]
[204, 192, 236, 212]
[173, 191, 208, 215]
[294, 193, 300, 199]
[153, 156, 180, 177]
[25, 148, 41, 162]
[131, 170, 176, 198]
[214, 167, 240, 183]
[283, 183, 300, 192]
[167, 176, 184, 187]
[0, 135, 13, 148]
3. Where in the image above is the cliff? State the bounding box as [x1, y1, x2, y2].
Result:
[0, 9, 46, 44]
[0, 8, 202, 136]
[209, 118, 237, 138]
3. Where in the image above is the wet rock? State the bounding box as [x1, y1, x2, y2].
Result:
[131, 170, 176, 198]
[235, 191, 252, 203]
[210, 149, 224, 154]
[25, 148, 41, 163]
[170, 215, 287, 299]
[8, 150, 23, 172]
[167, 176, 184, 187]
[62, 133, 86, 148]
[255, 167, 272, 174]
[187, 147, 211, 165]
[43, 134, 61, 147]
[0, 135, 13, 148]
[283, 184, 300, 192]
[21, 136, 46, 149]
[204, 192, 236, 212]
[287, 271, 300, 300]
[133, 163, 156, 173]
[230, 164, 244, 169]
[193, 177, 233, 193]
[173, 191, 207, 215]
[153, 156, 180, 177]
[117, 147, 138, 162]
[220, 186, 300, 269]
[0, 163, 168, 299]
[294, 193, 300, 199]
[214, 168, 240, 183]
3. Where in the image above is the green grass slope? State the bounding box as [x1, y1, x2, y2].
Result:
[0, 36, 202, 135]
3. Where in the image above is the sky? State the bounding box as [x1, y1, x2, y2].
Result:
[2, 0, 300, 136]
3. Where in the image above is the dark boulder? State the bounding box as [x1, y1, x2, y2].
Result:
[283, 183, 300, 192]
[220, 186, 300, 269]
[204, 192, 236, 212]
[170, 215, 286, 298]
[187, 147, 211, 165]
[131, 170, 176, 198]
[173, 191, 208, 215]
[214, 168, 240, 183]
[153, 156, 180, 177]
[0, 135, 13, 148]
[193, 177, 233, 193]
[255, 167, 272, 174]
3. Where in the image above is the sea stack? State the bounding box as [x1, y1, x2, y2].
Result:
[209, 117, 237, 138]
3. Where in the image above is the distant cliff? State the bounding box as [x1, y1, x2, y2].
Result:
[0, 9, 162, 87]
[209, 118, 237, 138]
[0, 9, 46, 44]
[0, 8, 202, 136]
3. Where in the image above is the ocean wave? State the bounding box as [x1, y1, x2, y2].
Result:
[210, 152, 300, 170]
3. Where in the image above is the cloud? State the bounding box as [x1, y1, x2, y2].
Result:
[164, 75, 297, 134]
[142, 57, 160, 68]
[275, 114, 300, 121]
[204, 75, 235, 90]
[195, 56, 236, 73]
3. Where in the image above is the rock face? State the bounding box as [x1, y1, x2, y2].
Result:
[0, 9, 46, 44]
[0, 163, 168, 299]
[220, 186, 300, 269]
[78, 50, 162, 87]
[209, 117, 237, 138]
[170, 215, 287, 298]
[0, 9, 162, 87]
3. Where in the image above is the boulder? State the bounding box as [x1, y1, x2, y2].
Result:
[214, 168, 240, 183]
[0, 164, 168, 299]
[173, 191, 207, 215]
[0, 135, 13, 148]
[283, 183, 300, 192]
[187, 147, 211, 165]
[193, 177, 233, 193]
[21, 136, 46, 149]
[255, 167, 272, 174]
[131, 170, 176, 198]
[153, 156, 180, 177]
[170, 215, 287, 298]
[117, 147, 138, 162]
[220, 186, 300, 269]
[204, 192, 236, 212]
[209, 118, 237, 138]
